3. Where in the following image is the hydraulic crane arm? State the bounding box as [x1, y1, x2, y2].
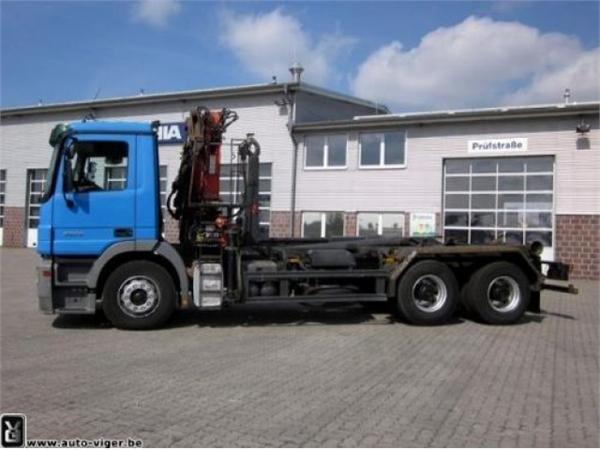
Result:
[167, 107, 238, 219]
[166, 107, 261, 259]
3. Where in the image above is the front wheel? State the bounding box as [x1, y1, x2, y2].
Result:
[396, 260, 459, 325]
[102, 261, 176, 330]
[464, 262, 530, 325]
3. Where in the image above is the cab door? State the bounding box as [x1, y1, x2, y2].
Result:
[52, 134, 137, 255]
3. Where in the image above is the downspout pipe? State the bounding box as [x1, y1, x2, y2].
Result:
[286, 84, 299, 237]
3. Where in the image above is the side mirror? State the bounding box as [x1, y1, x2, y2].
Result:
[49, 123, 70, 147]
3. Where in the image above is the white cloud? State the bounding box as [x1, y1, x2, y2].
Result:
[503, 49, 600, 105]
[219, 9, 355, 84]
[351, 16, 600, 110]
[132, 0, 181, 28]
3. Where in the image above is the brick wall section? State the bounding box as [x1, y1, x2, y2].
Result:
[270, 211, 291, 238]
[2, 207, 25, 247]
[404, 214, 411, 237]
[345, 212, 357, 237]
[163, 216, 180, 244]
[555, 215, 600, 280]
[293, 212, 302, 237]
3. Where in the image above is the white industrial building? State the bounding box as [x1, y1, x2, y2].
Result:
[293, 103, 599, 280]
[0, 77, 386, 247]
[1, 72, 598, 279]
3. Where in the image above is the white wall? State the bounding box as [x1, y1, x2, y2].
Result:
[294, 116, 600, 215]
[3, 100, 598, 224]
[0, 94, 294, 211]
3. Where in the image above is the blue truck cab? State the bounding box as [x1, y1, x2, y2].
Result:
[36, 120, 189, 327]
[38, 121, 161, 255]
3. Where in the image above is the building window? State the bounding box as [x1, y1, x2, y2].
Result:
[357, 212, 405, 237]
[359, 131, 406, 168]
[305, 135, 347, 168]
[105, 166, 127, 190]
[220, 162, 272, 237]
[302, 212, 344, 238]
[0, 169, 5, 228]
[443, 156, 554, 254]
[69, 141, 129, 192]
[26, 169, 48, 229]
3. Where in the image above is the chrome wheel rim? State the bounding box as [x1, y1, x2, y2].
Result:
[411, 274, 447, 312]
[487, 276, 520, 312]
[118, 276, 160, 318]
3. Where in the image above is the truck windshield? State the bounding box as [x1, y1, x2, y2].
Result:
[40, 143, 62, 203]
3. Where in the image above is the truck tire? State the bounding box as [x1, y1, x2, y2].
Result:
[102, 261, 176, 330]
[396, 260, 459, 325]
[465, 262, 530, 325]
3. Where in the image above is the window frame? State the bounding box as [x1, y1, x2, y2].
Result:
[358, 130, 407, 169]
[442, 156, 555, 249]
[356, 212, 406, 237]
[104, 166, 128, 191]
[303, 134, 348, 170]
[26, 168, 48, 230]
[69, 140, 130, 193]
[301, 211, 345, 238]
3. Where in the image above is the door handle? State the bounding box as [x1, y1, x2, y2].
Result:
[114, 228, 133, 238]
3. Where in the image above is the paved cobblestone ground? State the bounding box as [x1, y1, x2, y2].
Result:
[1, 248, 598, 447]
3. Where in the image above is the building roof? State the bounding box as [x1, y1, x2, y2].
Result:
[0, 82, 387, 117]
[293, 101, 600, 132]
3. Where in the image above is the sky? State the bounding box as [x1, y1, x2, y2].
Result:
[1, 0, 598, 112]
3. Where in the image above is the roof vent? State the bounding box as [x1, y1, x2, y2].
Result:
[289, 62, 304, 83]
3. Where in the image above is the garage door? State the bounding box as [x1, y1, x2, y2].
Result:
[443, 156, 554, 260]
[26, 168, 48, 247]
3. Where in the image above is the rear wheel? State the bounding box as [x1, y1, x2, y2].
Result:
[102, 261, 176, 330]
[396, 260, 459, 325]
[465, 262, 530, 324]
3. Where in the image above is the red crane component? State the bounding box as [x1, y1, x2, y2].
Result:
[186, 108, 234, 203]
[167, 107, 238, 222]
[168, 107, 262, 250]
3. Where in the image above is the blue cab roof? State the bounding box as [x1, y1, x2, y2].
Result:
[68, 121, 154, 134]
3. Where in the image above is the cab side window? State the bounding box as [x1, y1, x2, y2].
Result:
[70, 141, 128, 192]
